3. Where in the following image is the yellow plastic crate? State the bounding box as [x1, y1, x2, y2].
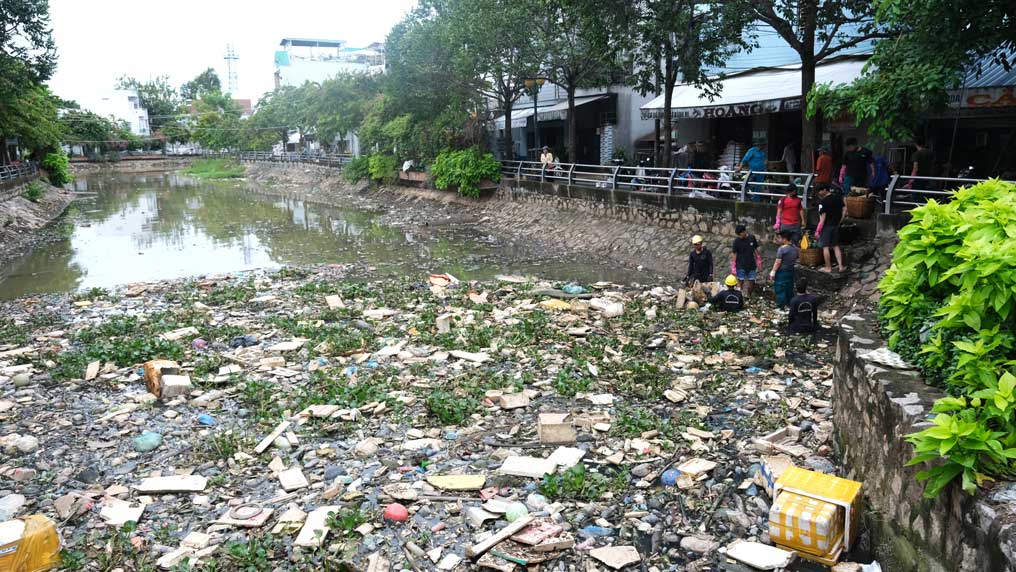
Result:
[769, 490, 844, 556]
[774, 466, 863, 550]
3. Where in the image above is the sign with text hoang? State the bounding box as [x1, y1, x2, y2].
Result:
[948, 86, 1016, 109]
[641, 97, 801, 120]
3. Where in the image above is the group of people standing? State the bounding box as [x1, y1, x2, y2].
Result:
[683, 182, 832, 335]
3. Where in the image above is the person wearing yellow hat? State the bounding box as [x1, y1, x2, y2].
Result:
[709, 274, 745, 312]
[684, 235, 713, 286]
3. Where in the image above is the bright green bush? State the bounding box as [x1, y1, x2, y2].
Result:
[23, 181, 44, 203]
[431, 148, 500, 198]
[879, 179, 1016, 497]
[42, 150, 72, 186]
[344, 156, 370, 182]
[367, 154, 398, 183]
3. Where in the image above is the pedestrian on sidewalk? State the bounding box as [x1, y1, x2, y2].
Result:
[710, 274, 745, 312]
[774, 183, 805, 244]
[740, 139, 767, 201]
[788, 280, 821, 335]
[684, 235, 713, 286]
[730, 224, 760, 298]
[842, 138, 873, 192]
[769, 230, 799, 308]
[816, 186, 846, 273]
[814, 146, 833, 190]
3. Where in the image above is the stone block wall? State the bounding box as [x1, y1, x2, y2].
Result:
[834, 315, 1016, 572]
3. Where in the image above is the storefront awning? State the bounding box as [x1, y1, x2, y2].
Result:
[494, 95, 609, 128]
[640, 58, 868, 120]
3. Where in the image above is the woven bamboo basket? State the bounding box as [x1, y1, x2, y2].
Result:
[845, 194, 875, 219]
[800, 247, 825, 267]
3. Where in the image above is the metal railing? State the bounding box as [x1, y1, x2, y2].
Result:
[882, 174, 1015, 214]
[501, 160, 814, 207]
[201, 151, 353, 169]
[0, 162, 38, 184]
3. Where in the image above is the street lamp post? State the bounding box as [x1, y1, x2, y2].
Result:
[524, 78, 545, 158]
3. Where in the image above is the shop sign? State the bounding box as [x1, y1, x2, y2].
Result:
[948, 86, 1016, 108]
[642, 97, 802, 120]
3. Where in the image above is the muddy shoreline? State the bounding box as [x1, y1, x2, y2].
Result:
[0, 182, 76, 270]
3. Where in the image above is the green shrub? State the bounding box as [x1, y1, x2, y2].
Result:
[344, 156, 370, 182]
[367, 154, 398, 183]
[431, 148, 501, 198]
[24, 181, 44, 203]
[184, 158, 245, 179]
[879, 179, 1016, 497]
[42, 150, 72, 186]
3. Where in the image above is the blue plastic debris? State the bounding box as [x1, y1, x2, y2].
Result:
[197, 414, 216, 426]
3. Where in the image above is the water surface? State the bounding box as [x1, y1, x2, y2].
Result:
[0, 172, 648, 299]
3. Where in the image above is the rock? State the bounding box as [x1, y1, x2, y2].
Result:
[272, 436, 292, 451]
[0, 493, 26, 520]
[384, 503, 409, 522]
[16, 435, 39, 453]
[12, 373, 31, 387]
[680, 535, 719, 554]
[355, 437, 382, 457]
[804, 456, 837, 474]
[631, 464, 652, 478]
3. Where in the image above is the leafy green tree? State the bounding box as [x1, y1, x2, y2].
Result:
[626, 1, 751, 168]
[116, 75, 181, 134]
[191, 91, 242, 150]
[181, 68, 223, 100]
[738, 0, 885, 170]
[0, 0, 56, 100]
[0, 84, 61, 161]
[809, 0, 1014, 143]
[420, 0, 542, 159]
[59, 109, 133, 156]
[537, 0, 625, 162]
[315, 74, 378, 150]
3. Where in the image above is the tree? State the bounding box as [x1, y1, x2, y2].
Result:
[740, 1, 885, 170]
[421, 0, 542, 160]
[117, 75, 181, 134]
[58, 109, 131, 157]
[0, 84, 61, 162]
[315, 74, 378, 149]
[181, 68, 222, 100]
[627, 1, 751, 168]
[0, 0, 56, 100]
[809, 0, 1014, 144]
[191, 92, 242, 150]
[537, 0, 624, 163]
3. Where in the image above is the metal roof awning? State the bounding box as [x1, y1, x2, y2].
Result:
[494, 95, 609, 128]
[640, 58, 867, 120]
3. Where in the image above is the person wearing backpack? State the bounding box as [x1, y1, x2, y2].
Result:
[788, 280, 820, 335]
[710, 274, 744, 312]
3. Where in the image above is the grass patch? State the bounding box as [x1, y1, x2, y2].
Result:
[326, 506, 373, 538]
[538, 463, 626, 501]
[183, 158, 245, 179]
[24, 181, 44, 203]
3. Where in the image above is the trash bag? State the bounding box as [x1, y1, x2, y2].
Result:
[0, 514, 61, 572]
[800, 234, 810, 250]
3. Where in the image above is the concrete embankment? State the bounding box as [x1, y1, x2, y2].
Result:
[0, 181, 75, 265]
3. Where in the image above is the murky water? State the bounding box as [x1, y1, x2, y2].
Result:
[0, 172, 650, 299]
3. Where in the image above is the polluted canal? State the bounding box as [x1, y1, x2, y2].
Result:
[0, 171, 644, 300]
[0, 168, 877, 571]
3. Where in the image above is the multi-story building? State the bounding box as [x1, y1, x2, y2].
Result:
[274, 38, 384, 89]
[88, 88, 151, 136]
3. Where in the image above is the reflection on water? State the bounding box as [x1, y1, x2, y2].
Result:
[0, 172, 644, 300]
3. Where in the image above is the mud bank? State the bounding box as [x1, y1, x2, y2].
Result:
[0, 182, 75, 267]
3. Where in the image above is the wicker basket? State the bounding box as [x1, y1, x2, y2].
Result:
[800, 248, 825, 267]
[845, 194, 875, 219]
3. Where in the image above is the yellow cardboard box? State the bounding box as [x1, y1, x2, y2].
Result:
[774, 466, 863, 550]
[0, 515, 61, 571]
[769, 490, 844, 556]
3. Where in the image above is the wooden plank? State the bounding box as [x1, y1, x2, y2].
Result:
[465, 515, 534, 559]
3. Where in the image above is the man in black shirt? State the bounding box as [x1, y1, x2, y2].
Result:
[685, 235, 713, 285]
[788, 280, 820, 335]
[710, 274, 744, 312]
[730, 224, 760, 298]
[842, 137, 873, 191]
[817, 187, 845, 273]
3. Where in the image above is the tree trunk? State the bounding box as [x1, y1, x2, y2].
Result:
[567, 84, 577, 164]
[799, 2, 818, 173]
[503, 102, 514, 161]
[662, 52, 675, 169]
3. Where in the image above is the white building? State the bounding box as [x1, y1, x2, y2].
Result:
[274, 38, 384, 88]
[87, 88, 151, 136]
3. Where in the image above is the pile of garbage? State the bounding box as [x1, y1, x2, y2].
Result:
[0, 267, 870, 570]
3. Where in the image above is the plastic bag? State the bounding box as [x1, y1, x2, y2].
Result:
[800, 234, 810, 250]
[0, 514, 61, 572]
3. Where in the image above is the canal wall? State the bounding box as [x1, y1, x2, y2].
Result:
[0, 180, 75, 265]
[834, 315, 1016, 572]
[69, 157, 194, 175]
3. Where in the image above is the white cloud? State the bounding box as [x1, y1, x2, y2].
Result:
[47, 0, 417, 110]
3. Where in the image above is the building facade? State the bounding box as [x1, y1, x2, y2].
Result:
[274, 38, 384, 89]
[88, 88, 151, 136]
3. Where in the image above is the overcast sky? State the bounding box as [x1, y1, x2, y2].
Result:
[47, 0, 418, 111]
